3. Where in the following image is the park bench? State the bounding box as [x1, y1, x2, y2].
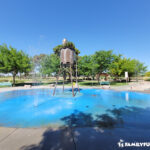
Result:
[0, 82, 12, 87]
[100, 81, 110, 85]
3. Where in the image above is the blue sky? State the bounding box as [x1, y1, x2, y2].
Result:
[0, 0, 150, 69]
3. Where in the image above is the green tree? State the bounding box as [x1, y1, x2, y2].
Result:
[40, 54, 60, 76]
[78, 55, 94, 78]
[93, 50, 115, 82]
[109, 54, 123, 77]
[0, 44, 31, 86]
[53, 41, 80, 56]
[133, 59, 147, 76]
[63, 42, 75, 49]
[110, 57, 147, 80]
[32, 54, 46, 73]
[53, 45, 63, 56]
[120, 58, 146, 77]
[145, 71, 150, 77]
[18, 50, 32, 77]
[32, 54, 46, 65]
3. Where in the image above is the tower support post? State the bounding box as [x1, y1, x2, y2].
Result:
[63, 70, 65, 93]
[76, 60, 80, 93]
[70, 64, 75, 97]
[53, 69, 62, 96]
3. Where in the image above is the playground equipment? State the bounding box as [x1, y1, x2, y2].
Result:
[53, 38, 80, 97]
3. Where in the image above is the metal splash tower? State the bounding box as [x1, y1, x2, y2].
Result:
[53, 38, 80, 97]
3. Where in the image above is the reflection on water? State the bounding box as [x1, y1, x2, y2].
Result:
[125, 92, 129, 102]
[0, 89, 150, 128]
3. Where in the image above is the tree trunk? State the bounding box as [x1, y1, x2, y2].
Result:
[68, 73, 71, 81]
[92, 76, 95, 80]
[12, 72, 16, 87]
[97, 73, 100, 83]
[129, 77, 131, 82]
[64, 71, 66, 80]
[20, 73, 21, 80]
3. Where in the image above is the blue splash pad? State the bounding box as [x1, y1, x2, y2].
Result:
[0, 88, 150, 128]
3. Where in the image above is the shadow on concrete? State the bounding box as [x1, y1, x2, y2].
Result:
[20, 106, 150, 150]
[20, 127, 74, 150]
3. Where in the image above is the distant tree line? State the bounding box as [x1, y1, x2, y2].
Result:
[78, 51, 147, 82]
[0, 42, 148, 86]
[39, 43, 147, 83]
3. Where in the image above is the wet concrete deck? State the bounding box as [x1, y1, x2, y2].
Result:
[1, 126, 150, 150]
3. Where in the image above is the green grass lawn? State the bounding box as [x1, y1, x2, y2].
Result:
[78, 80, 127, 86]
[0, 77, 128, 88]
[110, 82, 128, 86]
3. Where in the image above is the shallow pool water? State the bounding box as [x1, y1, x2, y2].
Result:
[0, 88, 150, 128]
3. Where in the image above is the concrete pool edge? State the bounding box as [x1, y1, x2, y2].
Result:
[0, 83, 150, 94]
